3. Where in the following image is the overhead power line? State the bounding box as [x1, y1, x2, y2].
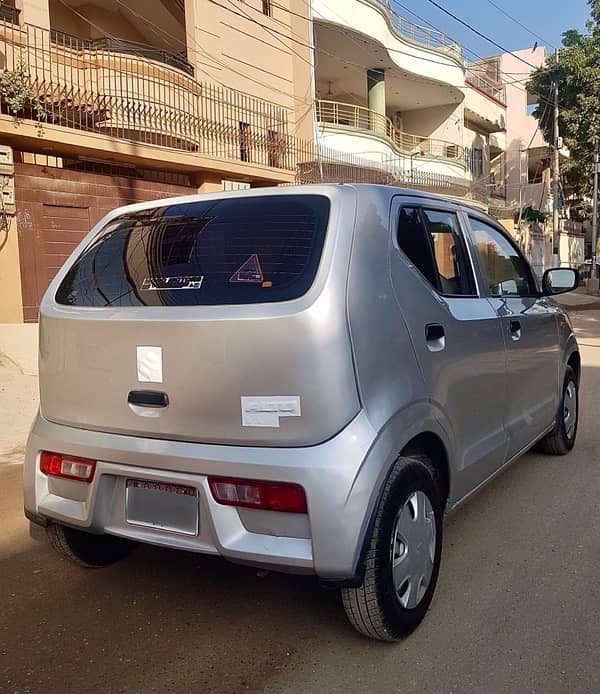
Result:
[316, 0, 557, 108]
[424, 0, 543, 71]
[482, 0, 556, 50]
[390, 0, 534, 78]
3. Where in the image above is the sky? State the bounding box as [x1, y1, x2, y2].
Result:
[394, 0, 590, 59]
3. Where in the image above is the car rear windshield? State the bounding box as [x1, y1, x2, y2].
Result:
[55, 195, 331, 307]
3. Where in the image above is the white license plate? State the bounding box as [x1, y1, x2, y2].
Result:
[125, 479, 199, 536]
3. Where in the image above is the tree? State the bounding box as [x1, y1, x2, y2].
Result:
[528, 0, 600, 204]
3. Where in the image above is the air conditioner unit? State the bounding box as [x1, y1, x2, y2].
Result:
[0, 145, 14, 175]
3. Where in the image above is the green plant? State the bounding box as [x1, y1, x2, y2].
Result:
[0, 58, 46, 121]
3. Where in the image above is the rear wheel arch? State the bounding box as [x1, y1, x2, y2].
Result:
[567, 350, 581, 385]
[347, 430, 451, 586]
[401, 432, 451, 510]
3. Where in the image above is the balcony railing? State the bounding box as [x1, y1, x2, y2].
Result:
[465, 68, 506, 105]
[50, 29, 194, 76]
[0, 21, 299, 169]
[374, 0, 463, 61]
[0, 3, 19, 25]
[0, 22, 490, 200]
[316, 100, 465, 164]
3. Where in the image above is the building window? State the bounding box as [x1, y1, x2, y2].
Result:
[267, 130, 286, 169]
[466, 147, 484, 178]
[239, 122, 251, 162]
[0, 0, 20, 24]
[262, 0, 272, 16]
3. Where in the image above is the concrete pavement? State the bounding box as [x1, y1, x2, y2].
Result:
[2, 309, 600, 693]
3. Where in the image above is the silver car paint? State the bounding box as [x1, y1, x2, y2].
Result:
[38, 186, 360, 447]
[23, 184, 579, 580]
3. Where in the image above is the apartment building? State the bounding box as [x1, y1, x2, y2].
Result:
[464, 56, 506, 204]
[0, 0, 314, 321]
[0, 0, 519, 323]
[312, 0, 467, 193]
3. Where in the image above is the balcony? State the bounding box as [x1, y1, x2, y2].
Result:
[373, 0, 463, 61]
[465, 68, 506, 105]
[316, 100, 464, 165]
[0, 21, 299, 175]
[312, 0, 464, 95]
[50, 30, 194, 76]
[0, 2, 19, 25]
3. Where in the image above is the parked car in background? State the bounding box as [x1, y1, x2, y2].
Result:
[24, 185, 580, 640]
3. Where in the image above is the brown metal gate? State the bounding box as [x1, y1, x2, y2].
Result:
[15, 163, 194, 321]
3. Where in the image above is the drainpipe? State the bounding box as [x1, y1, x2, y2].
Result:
[307, 2, 324, 182]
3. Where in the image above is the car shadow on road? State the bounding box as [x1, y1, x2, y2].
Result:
[5, 429, 598, 694]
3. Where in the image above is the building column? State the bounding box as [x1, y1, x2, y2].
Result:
[192, 172, 223, 194]
[15, 0, 50, 29]
[367, 68, 386, 133]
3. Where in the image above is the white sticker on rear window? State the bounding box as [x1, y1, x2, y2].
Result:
[137, 346, 163, 383]
[241, 396, 301, 427]
[141, 276, 204, 291]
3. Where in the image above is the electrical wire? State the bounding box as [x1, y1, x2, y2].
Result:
[424, 0, 544, 71]
[482, 0, 556, 51]
[113, 0, 314, 107]
[390, 0, 509, 71]
[312, 0, 557, 108]
[55, 0, 556, 175]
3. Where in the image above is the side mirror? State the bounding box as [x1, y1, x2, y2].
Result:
[542, 268, 579, 296]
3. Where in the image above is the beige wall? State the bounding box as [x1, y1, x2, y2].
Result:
[185, 0, 313, 140]
[48, 0, 146, 42]
[16, 0, 50, 28]
[401, 103, 463, 145]
[0, 216, 24, 323]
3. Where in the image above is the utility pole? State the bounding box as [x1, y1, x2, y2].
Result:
[552, 48, 561, 267]
[592, 147, 599, 278]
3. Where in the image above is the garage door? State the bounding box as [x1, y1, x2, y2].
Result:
[15, 163, 194, 321]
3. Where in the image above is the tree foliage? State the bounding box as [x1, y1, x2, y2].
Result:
[0, 59, 46, 122]
[528, 0, 600, 199]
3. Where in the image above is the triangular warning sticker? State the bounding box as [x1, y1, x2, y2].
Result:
[229, 254, 264, 284]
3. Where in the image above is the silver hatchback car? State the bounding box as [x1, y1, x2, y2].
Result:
[24, 184, 580, 641]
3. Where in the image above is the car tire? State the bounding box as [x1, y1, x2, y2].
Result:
[46, 523, 136, 568]
[538, 365, 578, 456]
[341, 456, 443, 641]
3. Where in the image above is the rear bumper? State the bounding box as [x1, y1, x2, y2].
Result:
[24, 412, 378, 579]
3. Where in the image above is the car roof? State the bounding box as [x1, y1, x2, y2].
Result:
[99, 183, 493, 226]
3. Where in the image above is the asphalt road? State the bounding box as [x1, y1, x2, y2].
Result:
[2, 310, 600, 694]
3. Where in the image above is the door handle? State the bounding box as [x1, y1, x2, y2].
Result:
[425, 323, 446, 352]
[509, 320, 522, 341]
[127, 390, 169, 408]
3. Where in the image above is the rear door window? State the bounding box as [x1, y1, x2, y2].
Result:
[56, 195, 330, 307]
[396, 206, 476, 296]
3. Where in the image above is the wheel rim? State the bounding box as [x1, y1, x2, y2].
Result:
[564, 380, 577, 440]
[390, 491, 436, 610]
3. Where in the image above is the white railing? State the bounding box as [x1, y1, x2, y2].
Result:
[316, 100, 465, 163]
[374, 0, 463, 61]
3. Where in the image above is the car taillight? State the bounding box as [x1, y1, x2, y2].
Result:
[40, 451, 97, 482]
[208, 477, 307, 514]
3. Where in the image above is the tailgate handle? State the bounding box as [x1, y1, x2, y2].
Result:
[127, 390, 169, 408]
